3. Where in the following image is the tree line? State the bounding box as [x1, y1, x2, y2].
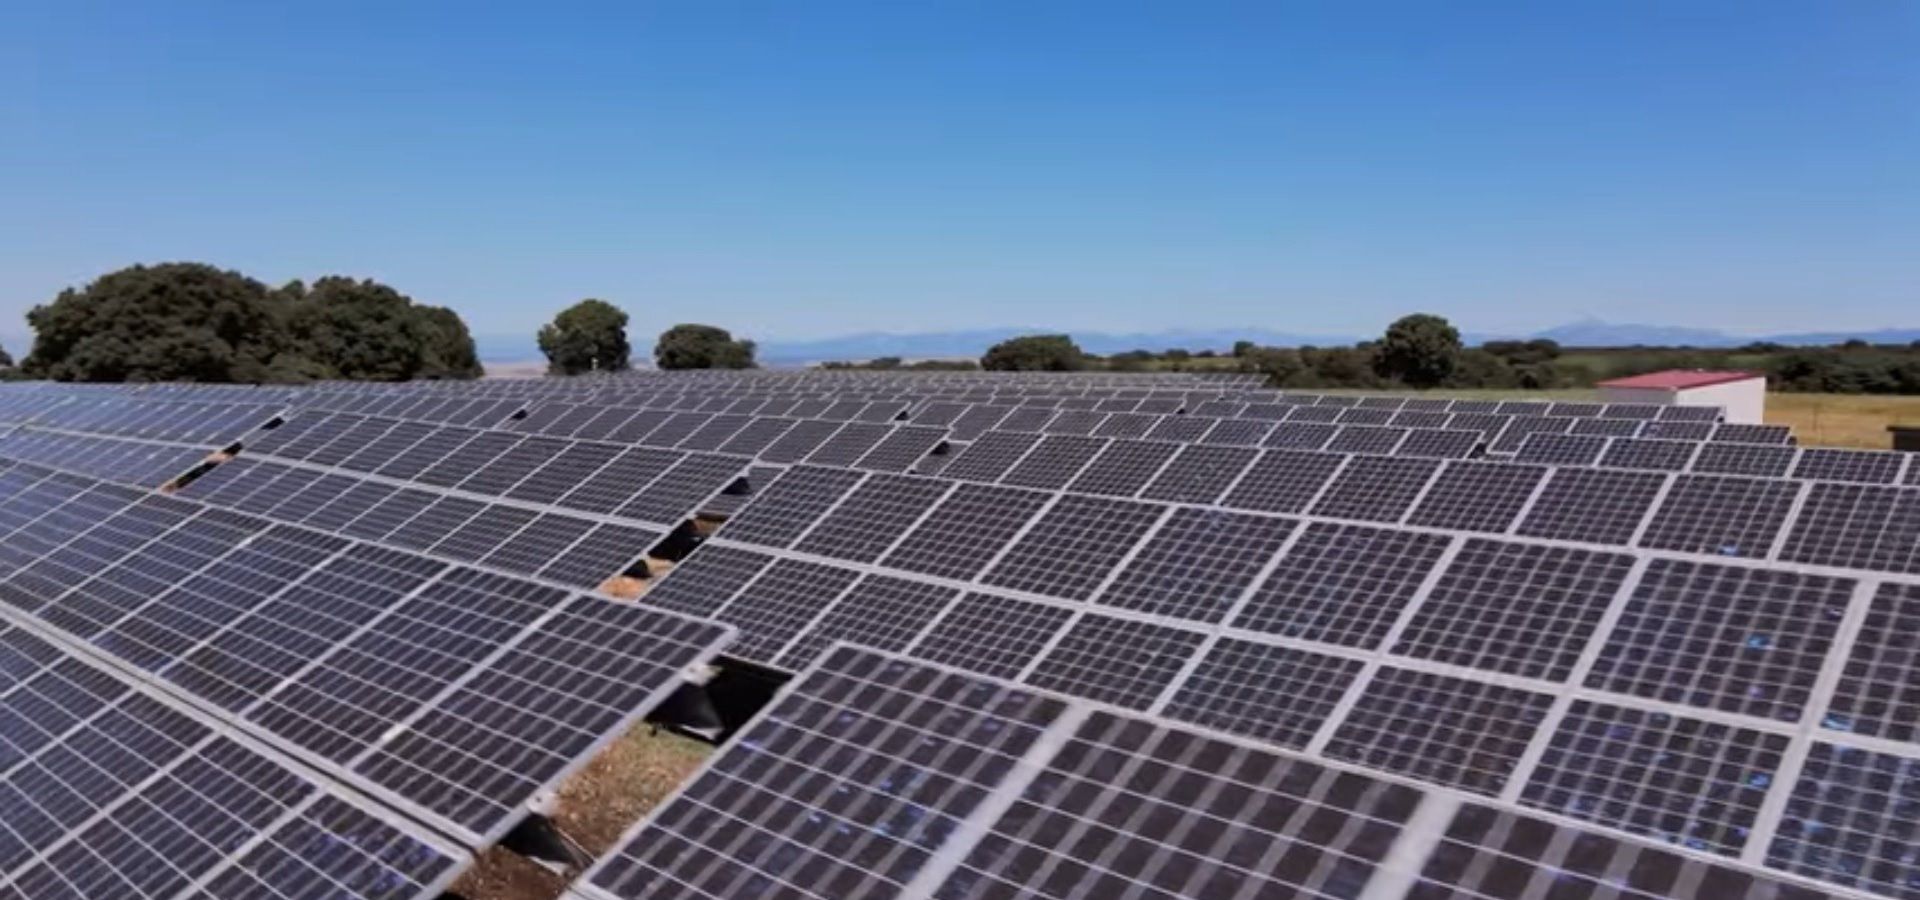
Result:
[14, 262, 482, 382]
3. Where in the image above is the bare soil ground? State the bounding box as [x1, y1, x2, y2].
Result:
[450, 726, 713, 900]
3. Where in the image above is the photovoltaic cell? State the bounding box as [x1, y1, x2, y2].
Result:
[1263, 421, 1338, 450]
[1094, 507, 1295, 623]
[855, 425, 947, 473]
[981, 495, 1164, 601]
[585, 647, 1065, 900]
[1792, 448, 1905, 484]
[1231, 522, 1451, 648]
[640, 544, 774, 618]
[1144, 416, 1214, 443]
[554, 448, 680, 515]
[804, 422, 892, 467]
[1520, 700, 1786, 857]
[716, 465, 865, 548]
[1138, 444, 1258, 505]
[1308, 455, 1440, 523]
[793, 474, 951, 563]
[1515, 433, 1609, 467]
[1161, 638, 1363, 748]
[1395, 427, 1481, 459]
[1326, 425, 1407, 455]
[912, 591, 1074, 681]
[882, 483, 1051, 581]
[1599, 437, 1698, 472]
[936, 710, 1422, 900]
[1024, 613, 1206, 709]
[1767, 742, 1920, 899]
[1395, 539, 1634, 681]
[941, 431, 1042, 483]
[1405, 461, 1546, 533]
[1585, 558, 1851, 723]
[713, 558, 863, 662]
[615, 453, 746, 523]
[1065, 439, 1179, 497]
[1637, 474, 1799, 558]
[1219, 449, 1344, 514]
[777, 575, 961, 669]
[1822, 582, 1920, 742]
[1516, 468, 1666, 545]
[1778, 483, 1920, 573]
[1693, 443, 1798, 478]
[1197, 417, 1273, 446]
[998, 435, 1107, 490]
[1326, 666, 1553, 795]
[1417, 803, 1830, 900]
[536, 522, 660, 588]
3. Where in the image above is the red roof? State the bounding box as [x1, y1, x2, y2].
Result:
[1597, 370, 1763, 391]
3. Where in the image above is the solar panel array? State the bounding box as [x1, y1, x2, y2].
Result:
[1, 372, 1914, 900]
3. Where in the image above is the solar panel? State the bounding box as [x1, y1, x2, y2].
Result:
[941, 431, 1042, 482]
[1231, 522, 1452, 647]
[1636, 474, 1800, 558]
[1693, 442, 1799, 478]
[1778, 483, 1920, 573]
[1826, 582, 1920, 742]
[1767, 742, 1920, 899]
[1198, 417, 1274, 446]
[1160, 638, 1363, 748]
[792, 473, 952, 563]
[1641, 420, 1716, 441]
[1064, 438, 1179, 497]
[1144, 416, 1214, 443]
[1395, 427, 1481, 459]
[1418, 803, 1830, 900]
[1515, 433, 1610, 466]
[998, 434, 1108, 489]
[855, 424, 947, 473]
[1138, 444, 1257, 505]
[581, 646, 1066, 900]
[712, 558, 863, 661]
[615, 452, 746, 523]
[639, 544, 774, 618]
[1395, 539, 1634, 680]
[1326, 424, 1408, 455]
[777, 574, 961, 669]
[1571, 416, 1644, 437]
[535, 522, 661, 588]
[1406, 460, 1546, 533]
[1520, 699, 1786, 857]
[1713, 423, 1794, 445]
[716, 465, 865, 548]
[881, 483, 1051, 581]
[935, 710, 1423, 900]
[757, 417, 844, 464]
[1516, 468, 1666, 545]
[1094, 507, 1296, 623]
[911, 591, 1075, 681]
[1791, 447, 1905, 484]
[1585, 558, 1851, 723]
[980, 495, 1165, 601]
[1024, 613, 1206, 709]
[1325, 666, 1553, 796]
[1308, 455, 1440, 522]
[1599, 437, 1699, 471]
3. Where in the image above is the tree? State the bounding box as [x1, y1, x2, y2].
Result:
[654, 323, 756, 370]
[24, 262, 289, 382]
[285, 277, 429, 381]
[1231, 340, 1257, 358]
[413, 305, 484, 379]
[539, 299, 633, 375]
[1373, 313, 1463, 387]
[980, 334, 1084, 371]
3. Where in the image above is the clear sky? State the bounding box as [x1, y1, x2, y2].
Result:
[2, 2, 1915, 346]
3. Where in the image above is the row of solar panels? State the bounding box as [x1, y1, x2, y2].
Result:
[0, 457, 737, 898]
[1516, 432, 1918, 483]
[575, 645, 1848, 900]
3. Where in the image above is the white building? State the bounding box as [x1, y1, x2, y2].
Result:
[1596, 370, 1766, 424]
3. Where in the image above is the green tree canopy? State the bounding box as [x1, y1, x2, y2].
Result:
[24, 262, 289, 382]
[654, 323, 756, 370]
[284, 276, 432, 381]
[539, 299, 633, 375]
[980, 334, 1084, 371]
[413, 305, 484, 379]
[1372, 313, 1463, 387]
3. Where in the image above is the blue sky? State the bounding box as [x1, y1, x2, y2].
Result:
[2, 2, 1915, 347]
